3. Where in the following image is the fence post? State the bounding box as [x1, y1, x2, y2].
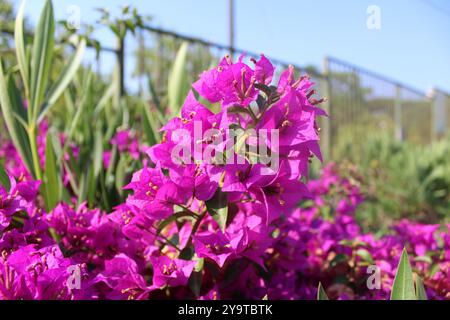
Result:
[137, 29, 146, 96]
[430, 88, 436, 142]
[430, 88, 448, 141]
[447, 93, 450, 138]
[321, 56, 332, 161]
[228, 0, 235, 59]
[116, 36, 125, 97]
[394, 84, 402, 141]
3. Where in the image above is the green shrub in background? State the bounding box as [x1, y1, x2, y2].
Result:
[329, 133, 450, 232]
[0, 1, 193, 212]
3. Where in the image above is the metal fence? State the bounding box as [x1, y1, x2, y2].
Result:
[323, 56, 450, 158]
[124, 28, 450, 159]
[125, 25, 326, 99]
[1, 24, 449, 161]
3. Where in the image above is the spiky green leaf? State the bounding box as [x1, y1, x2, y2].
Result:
[0, 164, 10, 190]
[390, 248, 417, 300]
[317, 282, 329, 300]
[38, 38, 86, 123]
[30, 0, 54, 121]
[0, 65, 34, 175]
[205, 189, 228, 232]
[415, 273, 428, 300]
[14, 0, 29, 97]
[167, 42, 189, 115]
[43, 130, 62, 211]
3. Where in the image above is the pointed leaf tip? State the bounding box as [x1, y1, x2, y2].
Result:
[317, 282, 329, 300]
[390, 248, 417, 300]
[415, 273, 428, 300]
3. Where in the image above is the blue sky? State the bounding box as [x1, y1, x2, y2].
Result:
[19, 0, 450, 93]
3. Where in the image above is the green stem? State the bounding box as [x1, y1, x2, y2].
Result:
[248, 106, 258, 122]
[175, 204, 200, 218]
[185, 209, 207, 249]
[48, 227, 61, 243]
[160, 234, 181, 252]
[28, 125, 42, 180]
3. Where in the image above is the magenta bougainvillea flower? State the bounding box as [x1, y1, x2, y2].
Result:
[193, 54, 259, 108]
[94, 254, 150, 300]
[124, 165, 186, 220]
[252, 54, 274, 85]
[103, 129, 141, 168]
[0, 244, 77, 299]
[193, 230, 246, 268]
[0, 177, 40, 232]
[151, 255, 196, 288]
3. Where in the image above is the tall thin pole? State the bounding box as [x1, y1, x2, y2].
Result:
[229, 0, 235, 59]
[394, 84, 403, 142]
[321, 56, 332, 160]
[116, 36, 125, 97]
[138, 29, 145, 97]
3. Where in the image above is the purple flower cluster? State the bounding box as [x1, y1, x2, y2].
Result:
[265, 163, 449, 300]
[0, 56, 448, 300]
[103, 129, 141, 168]
[0, 141, 30, 180]
[0, 120, 78, 186]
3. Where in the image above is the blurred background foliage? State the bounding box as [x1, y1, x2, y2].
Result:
[310, 133, 450, 233]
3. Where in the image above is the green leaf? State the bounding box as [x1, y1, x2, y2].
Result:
[355, 248, 374, 264]
[339, 239, 368, 247]
[390, 248, 417, 300]
[330, 253, 349, 268]
[66, 71, 93, 144]
[179, 245, 195, 260]
[0, 65, 34, 175]
[0, 164, 10, 190]
[167, 42, 189, 116]
[228, 105, 257, 122]
[146, 72, 162, 113]
[43, 130, 62, 211]
[7, 70, 28, 124]
[105, 146, 118, 189]
[115, 155, 127, 196]
[86, 160, 97, 207]
[194, 257, 204, 272]
[38, 38, 86, 123]
[205, 189, 228, 232]
[49, 130, 63, 164]
[77, 165, 91, 206]
[93, 81, 115, 117]
[317, 282, 329, 300]
[92, 130, 103, 177]
[189, 271, 202, 297]
[189, 258, 204, 298]
[156, 211, 196, 235]
[65, 148, 80, 193]
[141, 100, 160, 146]
[415, 273, 428, 300]
[30, 0, 55, 121]
[413, 256, 432, 264]
[15, 0, 29, 97]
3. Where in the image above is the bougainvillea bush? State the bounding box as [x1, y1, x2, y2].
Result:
[1, 147, 449, 299]
[0, 1, 448, 300]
